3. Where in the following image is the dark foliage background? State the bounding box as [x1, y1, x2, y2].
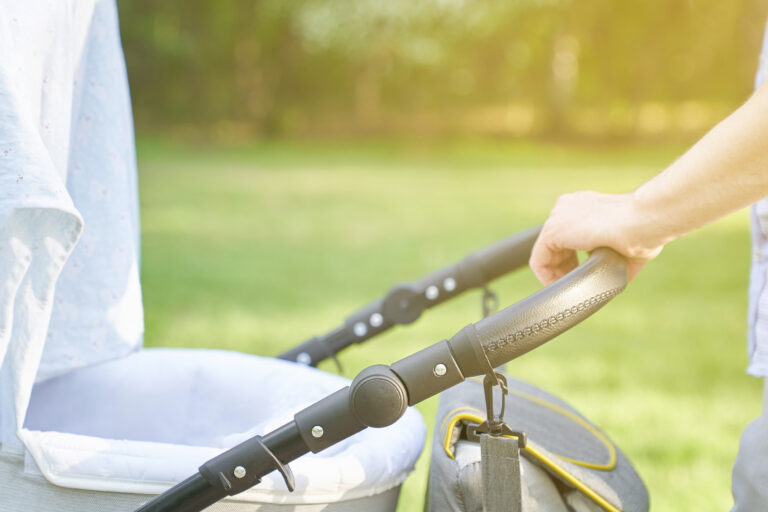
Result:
[119, 0, 768, 139]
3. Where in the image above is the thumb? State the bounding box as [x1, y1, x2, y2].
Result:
[626, 258, 647, 282]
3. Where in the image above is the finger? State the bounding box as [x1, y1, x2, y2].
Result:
[530, 232, 579, 286]
[529, 231, 553, 284]
[626, 259, 647, 282]
[542, 249, 579, 285]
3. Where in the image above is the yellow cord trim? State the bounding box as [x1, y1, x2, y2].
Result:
[504, 388, 617, 471]
[525, 442, 621, 512]
[442, 413, 620, 512]
[442, 412, 495, 459]
[438, 405, 486, 435]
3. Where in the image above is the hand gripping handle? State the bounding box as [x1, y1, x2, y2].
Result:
[473, 248, 628, 369]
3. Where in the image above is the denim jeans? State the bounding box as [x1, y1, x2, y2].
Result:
[731, 379, 768, 511]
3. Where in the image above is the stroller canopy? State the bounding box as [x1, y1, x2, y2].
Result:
[0, 0, 142, 457]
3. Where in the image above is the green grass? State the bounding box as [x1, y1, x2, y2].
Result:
[138, 137, 762, 512]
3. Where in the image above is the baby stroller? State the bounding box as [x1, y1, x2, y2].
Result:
[4, 227, 647, 512]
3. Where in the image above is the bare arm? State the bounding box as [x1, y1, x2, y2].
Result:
[530, 81, 768, 285]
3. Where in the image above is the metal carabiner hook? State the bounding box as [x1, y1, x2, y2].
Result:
[483, 372, 508, 431]
[481, 286, 498, 318]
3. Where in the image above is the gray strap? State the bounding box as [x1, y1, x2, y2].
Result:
[481, 435, 522, 512]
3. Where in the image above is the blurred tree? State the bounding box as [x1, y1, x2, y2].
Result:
[118, 0, 768, 139]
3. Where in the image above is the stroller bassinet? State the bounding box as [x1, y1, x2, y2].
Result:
[4, 349, 424, 511]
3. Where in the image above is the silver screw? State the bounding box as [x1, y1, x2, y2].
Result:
[369, 312, 384, 327]
[296, 352, 312, 365]
[233, 466, 246, 479]
[311, 425, 324, 438]
[443, 277, 457, 292]
[434, 363, 447, 376]
[425, 285, 439, 300]
[353, 322, 368, 337]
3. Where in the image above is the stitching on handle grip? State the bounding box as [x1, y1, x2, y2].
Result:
[484, 286, 625, 353]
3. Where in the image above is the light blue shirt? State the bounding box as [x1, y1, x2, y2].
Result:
[747, 21, 768, 377]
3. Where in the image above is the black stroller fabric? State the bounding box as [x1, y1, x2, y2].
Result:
[427, 376, 649, 512]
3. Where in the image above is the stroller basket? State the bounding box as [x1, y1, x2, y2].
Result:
[429, 376, 649, 512]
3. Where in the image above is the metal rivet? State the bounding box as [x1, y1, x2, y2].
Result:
[233, 466, 246, 479]
[369, 312, 384, 327]
[311, 425, 324, 438]
[296, 352, 311, 365]
[425, 285, 439, 300]
[443, 277, 457, 292]
[434, 363, 447, 377]
[353, 322, 368, 337]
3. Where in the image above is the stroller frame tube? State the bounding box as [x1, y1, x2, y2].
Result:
[138, 424, 307, 512]
[278, 227, 541, 367]
[138, 247, 627, 512]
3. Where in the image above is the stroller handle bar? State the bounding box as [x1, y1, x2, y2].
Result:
[279, 226, 541, 367]
[476, 247, 627, 369]
[137, 247, 627, 512]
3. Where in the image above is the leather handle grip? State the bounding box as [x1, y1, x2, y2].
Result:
[474, 248, 628, 368]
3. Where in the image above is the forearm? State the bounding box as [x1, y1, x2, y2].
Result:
[630, 82, 768, 249]
[531, 82, 768, 285]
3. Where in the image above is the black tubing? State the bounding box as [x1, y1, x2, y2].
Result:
[475, 248, 627, 368]
[278, 227, 541, 366]
[462, 226, 541, 284]
[135, 474, 221, 512]
[138, 423, 308, 512]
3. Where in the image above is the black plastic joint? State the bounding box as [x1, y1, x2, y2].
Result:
[294, 388, 366, 453]
[446, 323, 490, 379]
[344, 299, 391, 344]
[278, 337, 329, 366]
[349, 365, 409, 427]
[381, 284, 425, 324]
[199, 435, 292, 496]
[411, 264, 465, 303]
[391, 340, 464, 404]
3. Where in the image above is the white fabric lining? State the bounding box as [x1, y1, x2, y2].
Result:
[20, 349, 425, 504]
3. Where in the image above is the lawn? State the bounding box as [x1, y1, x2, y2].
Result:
[137, 137, 762, 512]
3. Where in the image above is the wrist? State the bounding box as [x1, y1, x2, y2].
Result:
[621, 188, 671, 258]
